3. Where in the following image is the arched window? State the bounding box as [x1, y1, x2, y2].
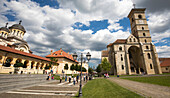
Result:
[13, 30, 16, 35]
[142, 27, 144, 30]
[130, 38, 132, 42]
[146, 46, 148, 49]
[134, 38, 136, 42]
[147, 53, 151, 59]
[17, 31, 19, 36]
[143, 33, 146, 36]
[121, 57, 123, 61]
[1, 32, 4, 36]
[138, 15, 142, 19]
[4, 33, 7, 37]
[119, 47, 122, 51]
[145, 39, 147, 43]
[122, 65, 124, 70]
[150, 64, 153, 69]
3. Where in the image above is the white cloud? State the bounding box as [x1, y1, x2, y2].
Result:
[156, 46, 170, 58]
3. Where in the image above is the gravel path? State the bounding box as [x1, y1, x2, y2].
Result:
[108, 77, 170, 98]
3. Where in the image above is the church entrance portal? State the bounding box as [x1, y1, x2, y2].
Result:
[128, 46, 144, 74]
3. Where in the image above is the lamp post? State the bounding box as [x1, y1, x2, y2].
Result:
[72, 52, 91, 97]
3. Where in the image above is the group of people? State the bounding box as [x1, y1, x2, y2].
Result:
[59, 74, 90, 85]
[47, 73, 54, 80]
[104, 73, 109, 78]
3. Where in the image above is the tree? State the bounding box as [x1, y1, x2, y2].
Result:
[14, 63, 24, 67]
[101, 58, 111, 73]
[74, 64, 78, 71]
[70, 64, 75, 74]
[82, 67, 87, 72]
[64, 63, 68, 74]
[88, 67, 93, 74]
[78, 65, 81, 71]
[96, 64, 102, 73]
[49, 57, 58, 73]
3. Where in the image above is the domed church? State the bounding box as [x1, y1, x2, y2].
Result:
[0, 20, 32, 53]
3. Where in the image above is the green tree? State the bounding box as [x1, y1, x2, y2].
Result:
[101, 58, 111, 73]
[78, 65, 81, 71]
[96, 64, 102, 73]
[88, 67, 93, 74]
[49, 57, 58, 72]
[14, 63, 24, 67]
[74, 64, 78, 71]
[82, 67, 87, 72]
[70, 64, 75, 74]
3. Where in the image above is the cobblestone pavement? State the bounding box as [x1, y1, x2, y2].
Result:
[108, 77, 170, 98]
[0, 80, 87, 98]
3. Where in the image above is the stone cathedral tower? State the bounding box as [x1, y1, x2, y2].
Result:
[103, 8, 162, 75]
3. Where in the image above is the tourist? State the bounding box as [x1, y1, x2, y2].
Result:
[51, 75, 54, 80]
[73, 77, 76, 85]
[86, 75, 88, 82]
[49, 73, 51, 80]
[76, 75, 79, 83]
[84, 75, 86, 81]
[60, 75, 62, 83]
[69, 75, 71, 83]
[65, 75, 67, 81]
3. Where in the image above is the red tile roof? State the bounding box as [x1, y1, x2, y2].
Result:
[101, 50, 108, 57]
[159, 58, 170, 67]
[107, 39, 126, 47]
[46, 49, 78, 63]
[0, 45, 50, 61]
[113, 39, 126, 44]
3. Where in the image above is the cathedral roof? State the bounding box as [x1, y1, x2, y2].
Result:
[9, 21, 26, 33]
[113, 39, 126, 44]
[159, 58, 170, 67]
[46, 48, 78, 63]
[0, 27, 10, 33]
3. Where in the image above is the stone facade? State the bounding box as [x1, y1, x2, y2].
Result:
[102, 8, 162, 75]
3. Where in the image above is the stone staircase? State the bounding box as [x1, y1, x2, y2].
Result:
[0, 74, 48, 93]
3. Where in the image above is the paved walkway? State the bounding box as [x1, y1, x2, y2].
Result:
[108, 77, 170, 98]
[0, 80, 86, 98]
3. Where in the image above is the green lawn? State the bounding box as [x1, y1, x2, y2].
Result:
[77, 79, 143, 98]
[122, 76, 170, 87]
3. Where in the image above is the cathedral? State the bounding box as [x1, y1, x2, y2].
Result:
[102, 8, 162, 75]
[0, 21, 31, 53]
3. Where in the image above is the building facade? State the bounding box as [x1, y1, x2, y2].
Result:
[0, 21, 52, 74]
[46, 49, 89, 74]
[159, 58, 170, 73]
[102, 8, 162, 75]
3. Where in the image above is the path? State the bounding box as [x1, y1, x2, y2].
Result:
[0, 79, 86, 98]
[108, 77, 170, 98]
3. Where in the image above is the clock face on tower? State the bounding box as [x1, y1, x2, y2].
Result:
[139, 20, 144, 24]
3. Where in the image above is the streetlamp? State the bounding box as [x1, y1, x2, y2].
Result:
[72, 52, 91, 97]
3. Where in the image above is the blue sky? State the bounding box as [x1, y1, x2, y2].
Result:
[0, 0, 170, 69]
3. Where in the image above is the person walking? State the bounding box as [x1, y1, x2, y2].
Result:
[76, 75, 79, 83]
[73, 77, 76, 85]
[60, 75, 62, 83]
[65, 75, 67, 81]
[86, 75, 88, 82]
[49, 73, 51, 80]
[69, 76, 71, 83]
[84, 75, 86, 81]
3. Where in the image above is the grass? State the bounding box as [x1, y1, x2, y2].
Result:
[122, 76, 170, 87]
[75, 79, 143, 98]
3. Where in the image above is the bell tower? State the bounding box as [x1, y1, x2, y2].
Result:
[128, 8, 152, 43]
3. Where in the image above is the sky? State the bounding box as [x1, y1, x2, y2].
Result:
[0, 0, 170, 68]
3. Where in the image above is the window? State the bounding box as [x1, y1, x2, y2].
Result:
[147, 53, 151, 59]
[121, 57, 123, 61]
[166, 68, 168, 70]
[121, 54, 122, 56]
[122, 65, 124, 70]
[146, 46, 149, 49]
[143, 33, 146, 36]
[145, 39, 147, 43]
[142, 27, 144, 30]
[138, 15, 142, 19]
[1, 32, 4, 36]
[132, 18, 134, 22]
[150, 64, 153, 69]
[134, 38, 136, 42]
[130, 38, 132, 42]
[119, 47, 122, 51]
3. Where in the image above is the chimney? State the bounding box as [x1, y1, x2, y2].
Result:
[51, 50, 53, 55]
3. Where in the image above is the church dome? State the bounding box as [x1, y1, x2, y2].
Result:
[9, 20, 26, 33]
[0, 27, 10, 33]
